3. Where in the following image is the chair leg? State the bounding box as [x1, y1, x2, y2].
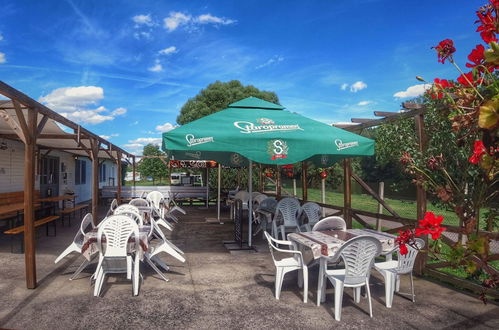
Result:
[145, 256, 169, 282]
[365, 280, 373, 318]
[302, 266, 308, 303]
[354, 287, 361, 303]
[332, 280, 344, 321]
[275, 267, 284, 300]
[384, 271, 395, 308]
[410, 273, 415, 302]
[70, 259, 91, 280]
[395, 274, 401, 292]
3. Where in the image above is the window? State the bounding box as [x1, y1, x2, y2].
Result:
[99, 163, 107, 183]
[75, 159, 86, 185]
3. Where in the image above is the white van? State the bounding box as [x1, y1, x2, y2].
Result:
[170, 172, 184, 185]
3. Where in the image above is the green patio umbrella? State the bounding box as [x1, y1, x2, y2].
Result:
[163, 97, 374, 166]
[162, 97, 374, 247]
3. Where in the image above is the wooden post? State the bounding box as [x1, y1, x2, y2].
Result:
[258, 164, 264, 193]
[343, 159, 352, 228]
[116, 152, 122, 204]
[321, 178, 326, 217]
[132, 156, 136, 187]
[276, 165, 281, 198]
[90, 139, 99, 225]
[414, 114, 428, 275]
[24, 109, 38, 289]
[301, 161, 308, 201]
[205, 166, 209, 207]
[376, 182, 384, 231]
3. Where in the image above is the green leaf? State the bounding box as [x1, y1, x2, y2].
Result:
[479, 98, 499, 129]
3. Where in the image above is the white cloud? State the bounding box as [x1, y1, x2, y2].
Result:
[0, 52, 5, 64]
[256, 55, 284, 69]
[112, 107, 127, 115]
[155, 122, 175, 132]
[148, 59, 163, 72]
[123, 137, 162, 154]
[99, 133, 119, 140]
[164, 12, 192, 32]
[197, 14, 235, 25]
[340, 83, 348, 91]
[350, 81, 367, 93]
[393, 84, 431, 99]
[163, 11, 235, 32]
[130, 121, 139, 126]
[0, 33, 3, 41]
[357, 101, 371, 106]
[134, 31, 152, 40]
[158, 46, 177, 55]
[129, 137, 162, 145]
[132, 14, 154, 27]
[39, 86, 125, 125]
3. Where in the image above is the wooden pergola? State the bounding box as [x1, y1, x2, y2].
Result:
[0, 81, 135, 289]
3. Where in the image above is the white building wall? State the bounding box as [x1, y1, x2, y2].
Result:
[0, 139, 118, 204]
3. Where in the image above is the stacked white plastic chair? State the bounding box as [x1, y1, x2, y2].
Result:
[106, 199, 118, 217]
[54, 213, 95, 280]
[300, 202, 321, 231]
[93, 215, 140, 296]
[146, 191, 173, 231]
[318, 236, 381, 321]
[164, 191, 187, 223]
[129, 198, 150, 207]
[254, 197, 277, 237]
[312, 216, 347, 231]
[114, 204, 143, 225]
[273, 197, 301, 240]
[232, 190, 250, 219]
[264, 231, 308, 303]
[251, 193, 269, 236]
[374, 238, 425, 307]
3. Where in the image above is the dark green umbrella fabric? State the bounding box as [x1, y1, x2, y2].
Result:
[162, 97, 374, 166]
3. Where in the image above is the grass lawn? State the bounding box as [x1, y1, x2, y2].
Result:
[124, 179, 170, 186]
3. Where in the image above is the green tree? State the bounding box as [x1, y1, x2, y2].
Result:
[176, 80, 280, 124]
[138, 144, 168, 184]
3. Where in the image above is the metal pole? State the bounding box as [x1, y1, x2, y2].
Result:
[248, 160, 253, 247]
[217, 163, 221, 222]
[321, 178, 326, 217]
[293, 178, 297, 197]
[205, 167, 209, 208]
[376, 182, 384, 231]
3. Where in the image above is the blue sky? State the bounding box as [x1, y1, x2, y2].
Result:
[0, 0, 484, 154]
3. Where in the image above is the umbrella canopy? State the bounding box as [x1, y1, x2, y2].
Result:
[162, 97, 374, 166]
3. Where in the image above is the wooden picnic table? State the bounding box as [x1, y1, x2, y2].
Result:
[0, 202, 42, 228]
[37, 194, 76, 203]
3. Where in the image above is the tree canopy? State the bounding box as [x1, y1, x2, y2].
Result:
[138, 144, 168, 184]
[176, 80, 280, 124]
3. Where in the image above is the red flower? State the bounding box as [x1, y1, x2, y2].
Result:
[469, 140, 487, 164]
[457, 71, 478, 86]
[466, 44, 486, 68]
[475, 9, 498, 44]
[432, 39, 456, 64]
[415, 212, 446, 240]
[395, 229, 414, 255]
[429, 78, 455, 99]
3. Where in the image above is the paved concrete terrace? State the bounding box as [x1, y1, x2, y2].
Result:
[0, 205, 498, 329]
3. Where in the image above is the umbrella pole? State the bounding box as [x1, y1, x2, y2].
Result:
[217, 163, 221, 223]
[248, 160, 253, 247]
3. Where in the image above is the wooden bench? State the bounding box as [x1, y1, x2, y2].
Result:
[4, 215, 60, 253]
[0, 190, 41, 221]
[60, 204, 89, 226]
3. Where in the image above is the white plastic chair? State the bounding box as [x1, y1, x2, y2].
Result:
[273, 197, 301, 240]
[146, 191, 173, 231]
[318, 236, 381, 321]
[312, 216, 347, 231]
[93, 215, 141, 296]
[300, 202, 321, 231]
[264, 231, 308, 303]
[254, 197, 277, 237]
[374, 238, 425, 308]
[129, 198, 150, 207]
[164, 192, 187, 223]
[54, 213, 94, 265]
[106, 199, 118, 217]
[114, 204, 143, 225]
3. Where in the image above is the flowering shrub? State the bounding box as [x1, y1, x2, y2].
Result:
[400, 0, 499, 302]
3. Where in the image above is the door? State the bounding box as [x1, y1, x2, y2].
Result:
[40, 156, 59, 198]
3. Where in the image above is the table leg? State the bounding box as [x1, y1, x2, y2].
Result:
[317, 258, 326, 306]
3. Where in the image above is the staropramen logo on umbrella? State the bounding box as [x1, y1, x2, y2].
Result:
[234, 118, 303, 134]
[267, 139, 288, 160]
[186, 134, 214, 147]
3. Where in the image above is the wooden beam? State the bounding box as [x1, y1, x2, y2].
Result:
[36, 114, 49, 137]
[116, 152, 122, 204]
[132, 156, 136, 187]
[351, 173, 401, 218]
[373, 111, 400, 117]
[402, 102, 424, 110]
[343, 159, 352, 228]
[0, 110, 27, 144]
[351, 118, 373, 123]
[24, 108, 37, 289]
[13, 101, 30, 144]
[276, 165, 281, 198]
[0, 81, 134, 158]
[89, 138, 100, 224]
[351, 213, 375, 230]
[344, 106, 426, 132]
[103, 148, 116, 162]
